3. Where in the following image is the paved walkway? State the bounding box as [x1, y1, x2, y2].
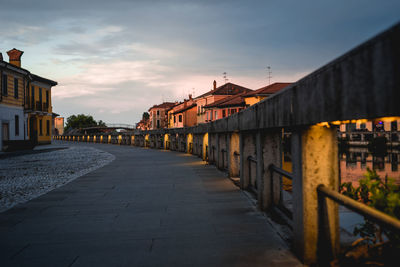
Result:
[0, 142, 302, 267]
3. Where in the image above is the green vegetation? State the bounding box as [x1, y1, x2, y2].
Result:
[339, 169, 400, 265]
[65, 114, 106, 131]
[142, 112, 149, 120]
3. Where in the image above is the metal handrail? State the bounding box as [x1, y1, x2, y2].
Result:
[269, 164, 293, 180]
[317, 185, 400, 234]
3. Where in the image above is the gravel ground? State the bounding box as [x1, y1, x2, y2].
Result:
[0, 145, 115, 212]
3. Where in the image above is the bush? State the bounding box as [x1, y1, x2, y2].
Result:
[339, 169, 400, 265]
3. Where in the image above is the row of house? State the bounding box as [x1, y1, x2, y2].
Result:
[139, 81, 292, 130]
[0, 48, 57, 151]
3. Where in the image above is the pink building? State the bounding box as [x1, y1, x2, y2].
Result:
[203, 92, 249, 122]
[148, 102, 176, 129]
[195, 81, 252, 124]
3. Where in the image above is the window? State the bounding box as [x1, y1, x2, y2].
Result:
[156, 120, 160, 128]
[179, 115, 182, 122]
[14, 78, 18, 98]
[39, 119, 43, 136]
[46, 120, 50, 136]
[39, 88, 42, 103]
[174, 115, 176, 123]
[231, 109, 236, 114]
[31, 86, 35, 105]
[2, 74, 7, 96]
[215, 111, 217, 120]
[15, 115, 19, 136]
[222, 110, 226, 118]
[392, 121, 398, 131]
[46, 90, 49, 105]
[198, 106, 200, 115]
[206, 112, 209, 121]
[210, 111, 213, 120]
[347, 123, 356, 132]
[157, 110, 160, 116]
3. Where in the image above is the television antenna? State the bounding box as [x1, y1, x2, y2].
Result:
[267, 66, 272, 85]
[223, 72, 228, 84]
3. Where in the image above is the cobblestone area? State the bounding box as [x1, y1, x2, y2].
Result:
[0, 145, 115, 212]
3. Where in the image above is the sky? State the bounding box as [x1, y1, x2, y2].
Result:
[0, 0, 399, 125]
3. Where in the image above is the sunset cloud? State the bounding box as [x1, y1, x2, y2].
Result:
[1, 0, 399, 123]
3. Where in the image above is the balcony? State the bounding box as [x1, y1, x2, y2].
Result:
[25, 97, 50, 113]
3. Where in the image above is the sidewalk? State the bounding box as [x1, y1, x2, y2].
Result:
[0, 143, 302, 266]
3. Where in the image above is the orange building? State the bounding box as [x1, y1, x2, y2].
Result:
[53, 116, 64, 135]
[169, 95, 197, 128]
[136, 118, 150, 130]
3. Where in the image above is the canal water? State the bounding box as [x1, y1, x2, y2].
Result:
[340, 147, 400, 185]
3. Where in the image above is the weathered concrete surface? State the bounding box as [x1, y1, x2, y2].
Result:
[0, 142, 301, 267]
[292, 126, 339, 264]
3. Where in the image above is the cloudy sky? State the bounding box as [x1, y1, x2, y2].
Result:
[0, 0, 399, 124]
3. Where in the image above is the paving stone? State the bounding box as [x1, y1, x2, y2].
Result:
[0, 142, 302, 266]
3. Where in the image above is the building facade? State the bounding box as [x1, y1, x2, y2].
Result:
[148, 102, 176, 130]
[0, 48, 57, 151]
[27, 74, 57, 144]
[170, 95, 197, 128]
[195, 81, 252, 124]
[243, 82, 291, 106]
[53, 116, 64, 135]
[203, 92, 248, 122]
[0, 50, 29, 151]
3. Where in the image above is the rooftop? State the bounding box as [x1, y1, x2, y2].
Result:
[196, 82, 252, 99]
[244, 82, 291, 97]
[204, 92, 248, 109]
[149, 102, 177, 111]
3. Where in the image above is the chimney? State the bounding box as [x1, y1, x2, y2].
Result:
[213, 80, 217, 90]
[7, 48, 24, 67]
[189, 94, 192, 100]
[0, 53, 3, 61]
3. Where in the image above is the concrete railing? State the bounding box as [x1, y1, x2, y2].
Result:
[56, 23, 400, 265]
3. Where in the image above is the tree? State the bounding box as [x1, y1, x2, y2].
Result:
[65, 114, 103, 131]
[97, 120, 106, 127]
[142, 112, 149, 121]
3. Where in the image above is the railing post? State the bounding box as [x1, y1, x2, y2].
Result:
[263, 130, 282, 210]
[240, 133, 256, 190]
[215, 133, 219, 166]
[224, 134, 229, 170]
[256, 131, 264, 207]
[291, 125, 339, 265]
[229, 132, 240, 177]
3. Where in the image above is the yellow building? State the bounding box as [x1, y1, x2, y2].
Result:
[243, 83, 291, 106]
[0, 48, 57, 151]
[26, 74, 57, 144]
[0, 50, 29, 151]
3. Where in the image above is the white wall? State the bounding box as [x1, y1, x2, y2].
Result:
[0, 104, 26, 151]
